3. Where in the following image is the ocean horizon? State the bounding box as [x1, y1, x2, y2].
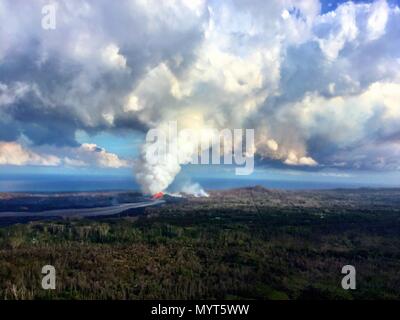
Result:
[0, 174, 397, 193]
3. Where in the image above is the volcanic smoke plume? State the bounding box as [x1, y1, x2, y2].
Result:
[126, 0, 400, 195]
[134, 122, 211, 196]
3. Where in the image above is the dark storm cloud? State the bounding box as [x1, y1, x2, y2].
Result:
[0, 0, 206, 146]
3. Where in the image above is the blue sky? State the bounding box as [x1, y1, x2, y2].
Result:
[321, 0, 370, 12]
[1, 0, 400, 192]
[321, 0, 400, 12]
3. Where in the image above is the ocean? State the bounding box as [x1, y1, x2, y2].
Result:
[0, 174, 391, 193]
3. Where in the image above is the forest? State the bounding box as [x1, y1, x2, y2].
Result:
[0, 186, 399, 299]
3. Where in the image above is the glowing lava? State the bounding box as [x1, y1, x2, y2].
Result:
[152, 192, 164, 200]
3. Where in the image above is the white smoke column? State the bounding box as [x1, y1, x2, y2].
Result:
[181, 182, 209, 197]
[134, 147, 181, 195]
[134, 122, 211, 195]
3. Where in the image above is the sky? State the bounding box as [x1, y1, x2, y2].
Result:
[1, 0, 400, 191]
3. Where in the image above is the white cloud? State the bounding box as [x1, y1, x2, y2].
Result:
[0, 142, 60, 166]
[267, 139, 279, 152]
[101, 44, 127, 69]
[367, 0, 389, 41]
[284, 151, 318, 166]
[76, 143, 129, 168]
[0, 141, 129, 168]
[315, 2, 359, 60]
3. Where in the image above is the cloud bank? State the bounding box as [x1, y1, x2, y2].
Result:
[0, 142, 129, 168]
